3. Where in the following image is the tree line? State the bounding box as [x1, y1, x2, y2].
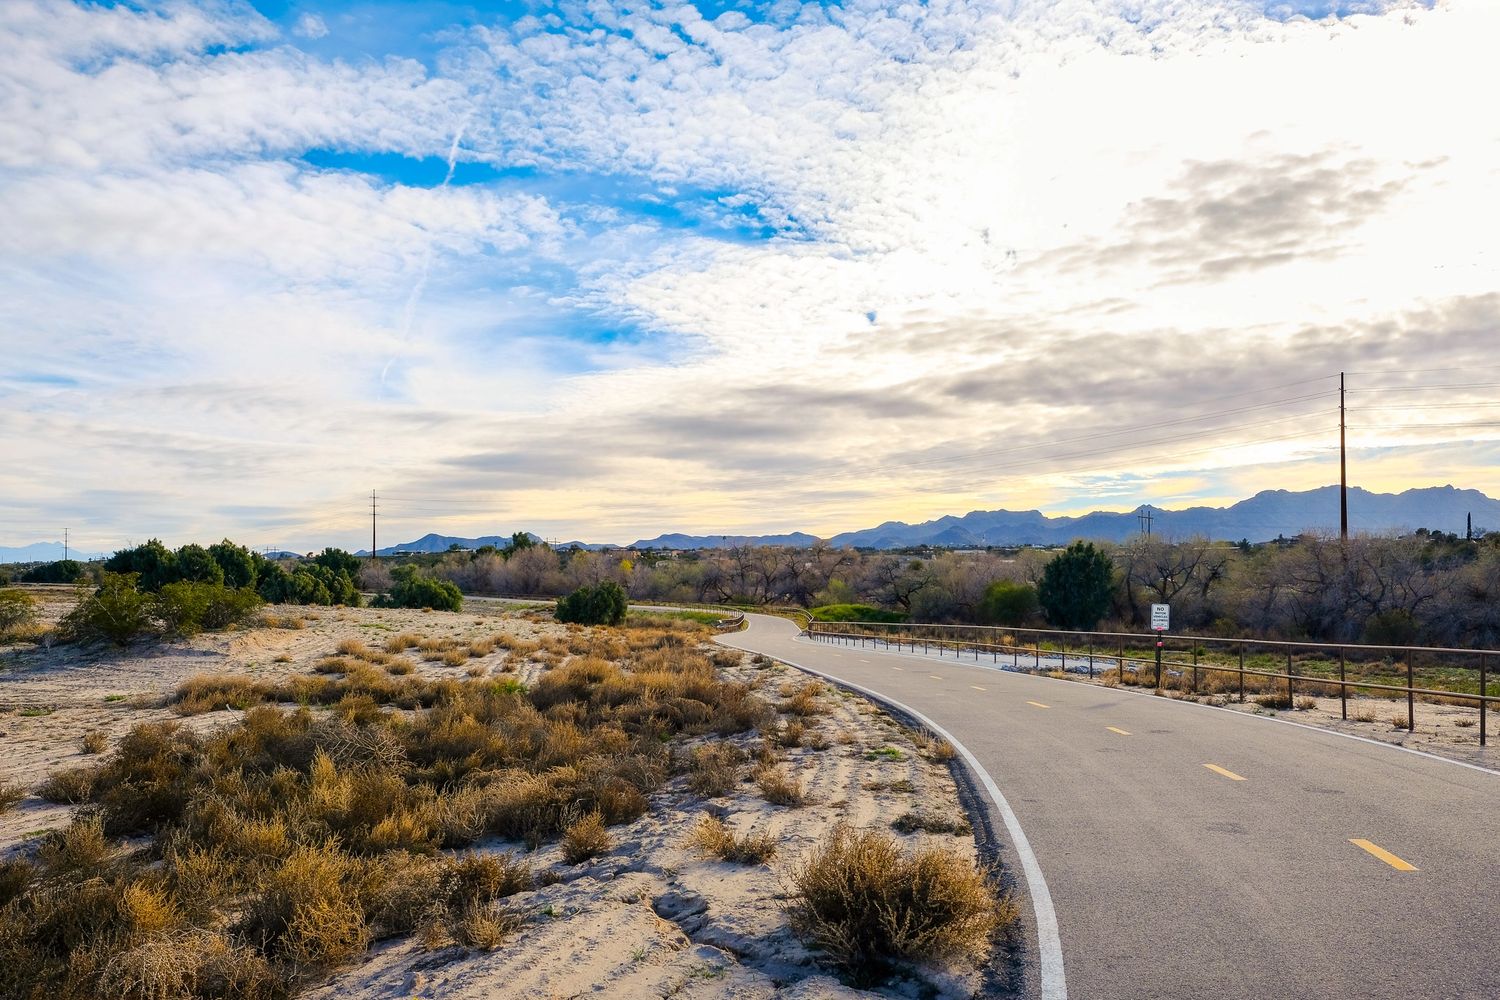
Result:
[411, 528, 1500, 646]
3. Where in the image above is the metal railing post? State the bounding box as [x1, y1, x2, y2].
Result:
[1339, 648, 1347, 720]
[1481, 654, 1488, 747]
[1238, 646, 1245, 703]
[1192, 646, 1199, 694]
[1034, 641, 1041, 671]
[1286, 648, 1294, 706]
[1407, 650, 1415, 733]
[1088, 641, 1094, 680]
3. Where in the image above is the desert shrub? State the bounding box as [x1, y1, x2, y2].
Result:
[554, 580, 627, 626]
[19, 559, 84, 584]
[891, 811, 972, 836]
[105, 539, 178, 591]
[258, 562, 359, 608]
[241, 844, 370, 968]
[0, 778, 26, 813]
[780, 680, 827, 717]
[0, 587, 39, 636]
[689, 815, 777, 864]
[1253, 693, 1292, 711]
[81, 730, 108, 755]
[809, 604, 906, 623]
[977, 580, 1039, 626]
[57, 573, 152, 645]
[376, 567, 463, 612]
[687, 743, 743, 797]
[561, 810, 611, 864]
[36, 765, 100, 804]
[788, 823, 1010, 985]
[174, 674, 274, 715]
[37, 815, 113, 875]
[756, 764, 807, 807]
[384, 633, 421, 653]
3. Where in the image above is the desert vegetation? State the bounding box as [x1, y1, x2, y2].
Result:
[0, 609, 1009, 997]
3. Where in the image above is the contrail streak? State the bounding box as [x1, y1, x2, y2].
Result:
[380, 119, 469, 389]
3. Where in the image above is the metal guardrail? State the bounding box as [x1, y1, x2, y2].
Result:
[714, 612, 747, 632]
[806, 620, 1498, 747]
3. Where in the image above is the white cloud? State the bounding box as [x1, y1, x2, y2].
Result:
[2, 0, 1497, 549]
[292, 12, 329, 40]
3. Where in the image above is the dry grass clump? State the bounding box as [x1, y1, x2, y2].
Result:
[440, 649, 469, 667]
[335, 638, 371, 658]
[467, 637, 496, 658]
[755, 763, 808, 807]
[36, 764, 100, 804]
[1253, 693, 1293, 711]
[384, 633, 422, 653]
[687, 743, 745, 797]
[891, 811, 972, 836]
[778, 719, 806, 747]
[261, 613, 306, 630]
[81, 730, 109, 755]
[788, 823, 1012, 986]
[688, 815, 777, 864]
[1, 778, 27, 813]
[561, 811, 611, 864]
[1294, 696, 1319, 711]
[385, 658, 414, 676]
[174, 674, 274, 715]
[780, 680, 828, 717]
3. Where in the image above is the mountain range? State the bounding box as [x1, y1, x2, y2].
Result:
[6, 486, 1496, 563]
[363, 485, 1500, 553]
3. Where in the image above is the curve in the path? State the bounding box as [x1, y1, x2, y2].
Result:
[717, 613, 1499, 1000]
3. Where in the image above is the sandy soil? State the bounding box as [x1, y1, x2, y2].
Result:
[0, 594, 1001, 999]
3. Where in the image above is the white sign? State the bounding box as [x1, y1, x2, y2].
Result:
[1150, 603, 1170, 632]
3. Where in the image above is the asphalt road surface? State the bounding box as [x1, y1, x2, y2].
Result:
[717, 614, 1499, 1000]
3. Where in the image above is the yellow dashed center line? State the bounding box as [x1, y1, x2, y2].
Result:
[930, 675, 944, 680]
[891, 666, 903, 671]
[970, 685, 987, 691]
[859, 659, 871, 663]
[1106, 726, 1131, 736]
[1350, 839, 1418, 871]
[1203, 764, 1246, 781]
[1027, 701, 1050, 709]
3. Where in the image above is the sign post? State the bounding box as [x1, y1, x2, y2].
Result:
[1150, 604, 1170, 689]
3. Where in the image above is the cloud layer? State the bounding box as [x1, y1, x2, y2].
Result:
[2, 0, 1496, 552]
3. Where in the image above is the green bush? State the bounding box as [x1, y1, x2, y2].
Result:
[19, 560, 84, 584]
[257, 561, 359, 607]
[555, 580, 627, 626]
[210, 539, 257, 589]
[376, 569, 463, 612]
[57, 573, 152, 646]
[153, 582, 263, 636]
[174, 543, 225, 586]
[976, 581, 1038, 626]
[809, 604, 905, 624]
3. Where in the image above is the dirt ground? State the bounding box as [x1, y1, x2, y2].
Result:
[0, 592, 1001, 999]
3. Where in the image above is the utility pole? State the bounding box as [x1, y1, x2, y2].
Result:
[64, 528, 68, 561]
[370, 490, 378, 559]
[1137, 505, 1154, 537]
[1340, 372, 1348, 542]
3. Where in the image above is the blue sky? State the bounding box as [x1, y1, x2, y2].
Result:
[0, 0, 1493, 553]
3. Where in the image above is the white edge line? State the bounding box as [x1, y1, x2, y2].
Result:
[805, 635, 1500, 779]
[730, 640, 1068, 1000]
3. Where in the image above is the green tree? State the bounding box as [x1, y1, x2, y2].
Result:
[1037, 542, 1115, 631]
[174, 544, 224, 586]
[555, 580, 627, 626]
[503, 532, 536, 558]
[209, 539, 257, 589]
[105, 540, 178, 591]
[312, 548, 360, 579]
[0, 588, 38, 637]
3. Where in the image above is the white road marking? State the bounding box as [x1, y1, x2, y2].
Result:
[740, 642, 1069, 1000]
